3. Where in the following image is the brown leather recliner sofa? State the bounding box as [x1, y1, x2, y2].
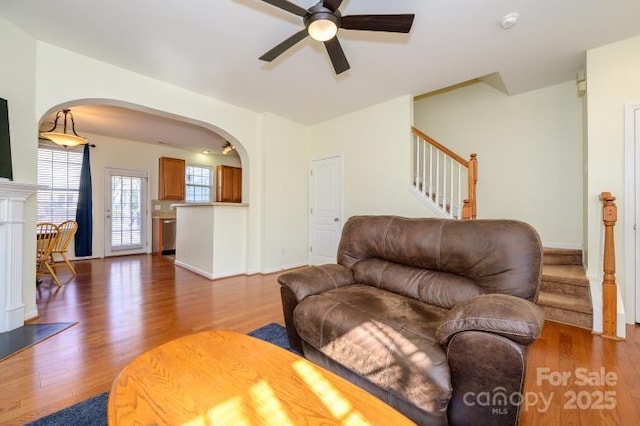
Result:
[278, 216, 545, 426]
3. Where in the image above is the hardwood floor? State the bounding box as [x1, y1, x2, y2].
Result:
[1, 254, 639, 425]
[520, 321, 640, 425]
[0, 255, 284, 425]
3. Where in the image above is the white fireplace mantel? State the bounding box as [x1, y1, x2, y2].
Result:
[0, 180, 39, 333]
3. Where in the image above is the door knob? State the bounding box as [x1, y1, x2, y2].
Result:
[334, 217, 339, 222]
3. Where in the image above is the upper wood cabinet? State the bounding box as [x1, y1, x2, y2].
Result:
[216, 165, 242, 203]
[159, 157, 185, 200]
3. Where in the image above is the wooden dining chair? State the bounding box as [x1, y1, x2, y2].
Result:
[51, 220, 79, 275]
[36, 222, 62, 286]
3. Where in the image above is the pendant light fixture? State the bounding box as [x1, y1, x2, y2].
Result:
[40, 108, 88, 148]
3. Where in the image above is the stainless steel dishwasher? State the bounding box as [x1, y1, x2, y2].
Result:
[161, 218, 176, 255]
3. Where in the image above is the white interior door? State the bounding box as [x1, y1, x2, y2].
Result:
[105, 168, 148, 256]
[309, 156, 343, 265]
[632, 107, 640, 323]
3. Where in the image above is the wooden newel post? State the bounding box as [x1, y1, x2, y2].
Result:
[462, 200, 471, 219]
[600, 192, 618, 339]
[467, 153, 478, 219]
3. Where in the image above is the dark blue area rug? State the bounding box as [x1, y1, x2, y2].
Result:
[26, 323, 294, 426]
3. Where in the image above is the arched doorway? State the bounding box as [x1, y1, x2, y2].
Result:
[37, 99, 248, 261]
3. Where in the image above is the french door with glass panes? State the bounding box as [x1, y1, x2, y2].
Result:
[104, 168, 148, 256]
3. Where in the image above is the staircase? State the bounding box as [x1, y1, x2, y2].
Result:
[411, 127, 477, 219]
[409, 126, 626, 336]
[537, 248, 592, 330]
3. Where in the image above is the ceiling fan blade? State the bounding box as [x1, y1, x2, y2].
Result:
[259, 29, 309, 62]
[324, 37, 350, 75]
[340, 14, 415, 33]
[261, 0, 308, 17]
[322, 0, 344, 13]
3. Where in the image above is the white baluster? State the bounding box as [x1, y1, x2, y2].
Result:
[429, 145, 433, 200]
[415, 136, 420, 189]
[443, 155, 448, 212]
[449, 158, 454, 217]
[457, 164, 462, 219]
[435, 149, 440, 206]
[421, 140, 427, 195]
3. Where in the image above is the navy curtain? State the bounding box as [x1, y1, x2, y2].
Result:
[75, 144, 93, 257]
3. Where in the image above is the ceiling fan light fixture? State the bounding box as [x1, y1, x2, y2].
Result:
[40, 108, 88, 148]
[222, 141, 235, 155]
[306, 12, 338, 41]
[258, 0, 415, 75]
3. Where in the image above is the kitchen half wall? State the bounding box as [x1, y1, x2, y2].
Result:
[63, 131, 241, 259]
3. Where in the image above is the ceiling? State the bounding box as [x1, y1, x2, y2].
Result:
[38, 104, 233, 155]
[3, 0, 640, 139]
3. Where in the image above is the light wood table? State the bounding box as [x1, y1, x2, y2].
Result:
[108, 330, 414, 425]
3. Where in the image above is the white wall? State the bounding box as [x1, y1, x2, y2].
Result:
[56, 132, 241, 259]
[310, 95, 427, 220]
[414, 80, 584, 246]
[0, 17, 38, 319]
[586, 35, 640, 321]
[34, 41, 267, 273]
[260, 113, 309, 272]
[32, 42, 315, 274]
[0, 40, 313, 318]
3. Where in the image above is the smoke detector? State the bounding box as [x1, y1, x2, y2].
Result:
[499, 12, 519, 30]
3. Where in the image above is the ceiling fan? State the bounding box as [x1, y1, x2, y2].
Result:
[258, 0, 415, 74]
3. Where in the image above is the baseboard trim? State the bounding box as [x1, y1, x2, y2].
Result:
[173, 261, 215, 280]
[24, 310, 39, 322]
[408, 186, 449, 218]
[260, 262, 309, 275]
[175, 261, 308, 280]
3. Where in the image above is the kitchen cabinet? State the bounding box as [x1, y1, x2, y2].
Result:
[159, 157, 185, 200]
[216, 165, 242, 203]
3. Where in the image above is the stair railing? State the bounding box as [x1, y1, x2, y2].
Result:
[600, 192, 619, 340]
[411, 127, 477, 219]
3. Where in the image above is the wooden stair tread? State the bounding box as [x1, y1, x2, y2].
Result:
[542, 247, 583, 266]
[541, 264, 589, 286]
[537, 291, 593, 314]
[543, 247, 582, 256]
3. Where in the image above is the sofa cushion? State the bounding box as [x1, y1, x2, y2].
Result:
[337, 216, 542, 302]
[293, 284, 452, 417]
[352, 258, 483, 309]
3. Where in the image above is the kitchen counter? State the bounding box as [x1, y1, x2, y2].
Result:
[170, 202, 248, 208]
[152, 212, 176, 219]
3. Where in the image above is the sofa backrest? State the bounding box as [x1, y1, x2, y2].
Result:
[337, 216, 542, 304]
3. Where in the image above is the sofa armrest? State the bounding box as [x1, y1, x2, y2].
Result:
[278, 264, 355, 354]
[277, 264, 355, 302]
[436, 294, 544, 347]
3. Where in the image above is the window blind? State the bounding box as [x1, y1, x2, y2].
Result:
[37, 147, 83, 223]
